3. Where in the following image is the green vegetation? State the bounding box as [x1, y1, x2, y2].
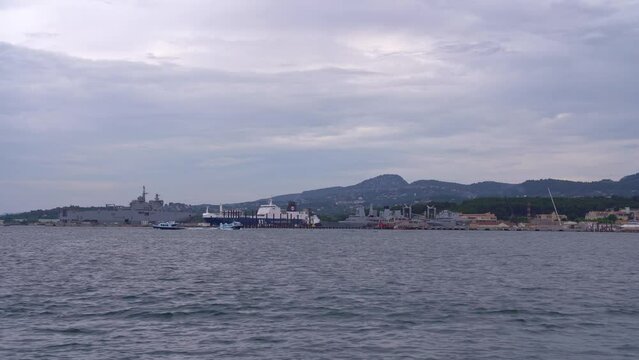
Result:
[1, 208, 63, 223]
[600, 214, 619, 224]
[1, 206, 101, 224]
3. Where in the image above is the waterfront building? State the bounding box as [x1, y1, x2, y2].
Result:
[458, 212, 508, 230]
[528, 213, 568, 230]
[585, 208, 637, 222]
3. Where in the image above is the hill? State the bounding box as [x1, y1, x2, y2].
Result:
[222, 172, 639, 216]
[3, 172, 638, 221]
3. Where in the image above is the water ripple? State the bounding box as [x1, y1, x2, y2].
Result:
[1, 227, 638, 359]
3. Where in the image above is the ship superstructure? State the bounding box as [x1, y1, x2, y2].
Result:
[202, 199, 320, 228]
[427, 210, 469, 229]
[339, 204, 414, 228]
[339, 204, 469, 229]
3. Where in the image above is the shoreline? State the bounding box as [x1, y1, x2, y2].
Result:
[3, 223, 636, 233]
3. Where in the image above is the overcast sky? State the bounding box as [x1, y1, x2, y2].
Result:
[1, 0, 638, 213]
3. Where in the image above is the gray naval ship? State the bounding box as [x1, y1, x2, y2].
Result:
[59, 186, 198, 225]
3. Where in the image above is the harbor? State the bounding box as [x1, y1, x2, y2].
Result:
[1, 185, 636, 233]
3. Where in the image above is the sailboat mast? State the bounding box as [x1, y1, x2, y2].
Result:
[547, 188, 562, 226]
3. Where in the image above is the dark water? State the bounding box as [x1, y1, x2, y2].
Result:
[1, 227, 638, 359]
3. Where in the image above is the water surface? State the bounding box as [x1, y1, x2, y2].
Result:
[1, 227, 638, 359]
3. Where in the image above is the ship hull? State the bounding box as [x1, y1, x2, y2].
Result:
[60, 208, 198, 225]
[204, 216, 312, 228]
[153, 225, 185, 230]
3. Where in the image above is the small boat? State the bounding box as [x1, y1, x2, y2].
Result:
[219, 221, 243, 230]
[620, 220, 639, 232]
[152, 221, 185, 230]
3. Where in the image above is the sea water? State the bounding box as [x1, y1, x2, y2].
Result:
[1, 227, 638, 359]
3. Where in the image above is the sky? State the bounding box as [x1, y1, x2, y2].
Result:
[1, 0, 638, 213]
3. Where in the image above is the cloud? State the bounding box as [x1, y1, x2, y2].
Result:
[24, 31, 58, 39]
[0, 1, 638, 212]
[540, 113, 575, 127]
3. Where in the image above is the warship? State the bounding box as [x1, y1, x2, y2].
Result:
[59, 186, 198, 225]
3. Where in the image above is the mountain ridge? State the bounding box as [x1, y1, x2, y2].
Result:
[225, 172, 639, 214]
[3, 172, 637, 219]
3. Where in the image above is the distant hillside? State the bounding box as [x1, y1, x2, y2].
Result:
[4, 172, 638, 221]
[222, 172, 639, 215]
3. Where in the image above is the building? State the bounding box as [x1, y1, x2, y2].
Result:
[528, 213, 568, 230]
[459, 212, 509, 230]
[585, 208, 637, 223]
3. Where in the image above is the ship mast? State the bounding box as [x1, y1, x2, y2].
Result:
[547, 188, 562, 226]
[426, 205, 436, 219]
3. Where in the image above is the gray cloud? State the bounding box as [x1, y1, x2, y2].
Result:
[0, 1, 638, 212]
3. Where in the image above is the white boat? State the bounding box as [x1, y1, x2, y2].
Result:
[152, 221, 185, 230]
[620, 220, 639, 232]
[219, 221, 243, 230]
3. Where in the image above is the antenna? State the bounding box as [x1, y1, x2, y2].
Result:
[548, 188, 562, 226]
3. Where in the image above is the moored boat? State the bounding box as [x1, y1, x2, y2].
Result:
[202, 200, 320, 228]
[620, 220, 639, 232]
